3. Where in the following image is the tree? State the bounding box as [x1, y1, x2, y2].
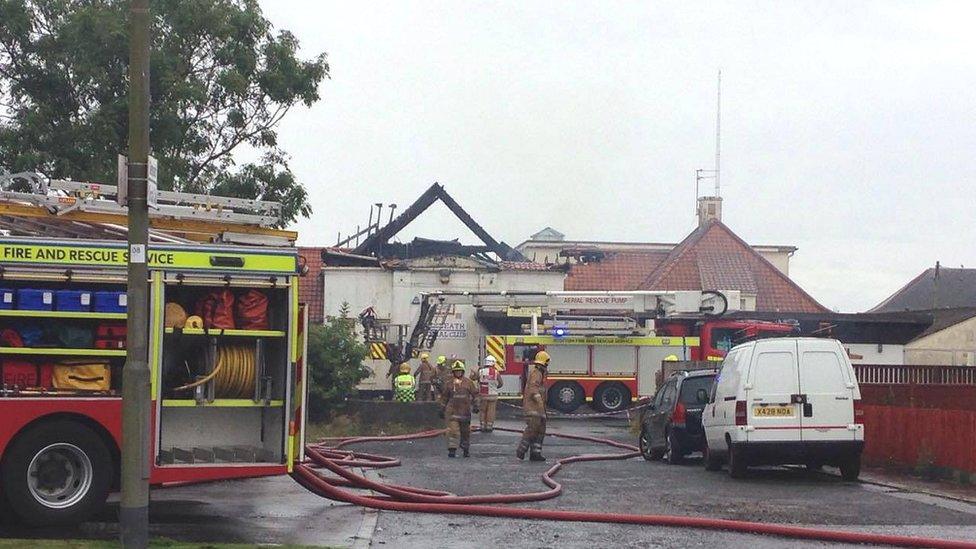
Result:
[0, 0, 328, 225]
[307, 302, 370, 422]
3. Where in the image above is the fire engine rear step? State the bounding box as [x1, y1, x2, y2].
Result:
[158, 445, 276, 464]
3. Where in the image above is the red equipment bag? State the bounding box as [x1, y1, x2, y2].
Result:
[1, 360, 53, 388]
[0, 329, 24, 347]
[95, 323, 127, 339]
[235, 289, 269, 330]
[194, 289, 236, 329]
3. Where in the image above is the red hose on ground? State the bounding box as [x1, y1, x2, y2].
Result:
[293, 427, 976, 549]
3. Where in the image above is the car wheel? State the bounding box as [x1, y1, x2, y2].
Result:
[727, 442, 747, 479]
[548, 381, 584, 413]
[639, 428, 662, 461]
[839, 455, 861, 481]
[1, 420, 113, 526]
[703, 442, 722, 471]
[593, 382, 631, 413]
[664, 430, 683, 465]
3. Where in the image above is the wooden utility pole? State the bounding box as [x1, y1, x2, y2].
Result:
[120, 0, 151, 546]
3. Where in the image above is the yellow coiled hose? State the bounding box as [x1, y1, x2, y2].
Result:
[173, 344, 256, 398]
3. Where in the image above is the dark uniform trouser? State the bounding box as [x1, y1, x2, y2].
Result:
[417, 382, 432, 401]
[446, 418, 471, 450]
[518, 415, 546, 456]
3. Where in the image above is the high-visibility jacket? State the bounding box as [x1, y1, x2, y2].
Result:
[477, 366, 503, 398]
[394, 373, 416, 402]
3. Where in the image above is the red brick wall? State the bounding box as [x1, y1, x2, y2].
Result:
[298, 247, 325, 324]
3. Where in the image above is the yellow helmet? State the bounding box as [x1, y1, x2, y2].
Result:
[420, 352, 430, 360]
[664, 354, 679, 362]
[451, 360, 466, 372]
[437, 355, 447, 365]
[534, 350, 551, 366]
[399, 363, 411, 373]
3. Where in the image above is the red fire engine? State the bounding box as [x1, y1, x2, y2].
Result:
[377, 289, 794, 413]
[0, 174, 308, 526]
[484, 318, 795, 413]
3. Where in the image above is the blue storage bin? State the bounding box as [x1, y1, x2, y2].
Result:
[56, 290, 92, 312]
[0, 288, 14, 310]
[93, 291, 127, 313]
[17, 289, 54, 311]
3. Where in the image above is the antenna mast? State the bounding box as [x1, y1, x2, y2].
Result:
[714, 69, 721, 197]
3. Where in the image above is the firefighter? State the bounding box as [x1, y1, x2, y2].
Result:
[385, 356, 400, 394]
[393, 363, 416, 403]
[475, 355, 503, 432]
[517, 350, 550, 462]
[431, 354, 450, 399]
[439, 360, 479, 457]
[414, 352, 436, 401]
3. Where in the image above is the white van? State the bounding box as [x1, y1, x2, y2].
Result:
[701, 337, 864, 480]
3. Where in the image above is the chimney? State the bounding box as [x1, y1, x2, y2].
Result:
[697, 196, 723, 227]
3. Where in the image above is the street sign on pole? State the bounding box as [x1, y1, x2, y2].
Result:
[117, 154, 128, 206]
[147, 155, 158, 208]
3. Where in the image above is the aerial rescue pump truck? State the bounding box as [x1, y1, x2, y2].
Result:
[0, 172, 308, 526]
[373, 289, 795, 413]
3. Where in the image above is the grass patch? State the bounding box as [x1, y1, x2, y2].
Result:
[306, 414, 425, 441]
[0, 541, 331, 549]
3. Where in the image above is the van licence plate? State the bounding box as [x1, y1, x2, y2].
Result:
[754, 405, 794, 417]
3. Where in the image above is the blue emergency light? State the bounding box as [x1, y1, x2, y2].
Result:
[553, 327, 568, 338]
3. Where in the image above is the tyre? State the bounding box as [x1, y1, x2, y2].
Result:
[663, 430, 683, 465]
[1, 420, 113, 526]
[703, 442, 722, 471]
[727, 441, 747, 479]
[593, 382, 631, 413]
[639, 428, 663, 461]
[548, 381, 584, 413]
[839, 455, 861, 481]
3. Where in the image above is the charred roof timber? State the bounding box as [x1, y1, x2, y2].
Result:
[350, 183, 528, 262]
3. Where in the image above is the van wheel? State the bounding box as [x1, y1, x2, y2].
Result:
[703, 443, 722, 471]
[639, 428, 662, 461]
[727, 443, 747, 478]
[664, 431, 683, 465]
[548, 381, 584, 413]
[593, 382, 630, 413]
[839, 455, 861, 481]
[1, 420, 112, 526]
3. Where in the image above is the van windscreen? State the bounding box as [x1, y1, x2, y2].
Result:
[679, 376, 715, 404]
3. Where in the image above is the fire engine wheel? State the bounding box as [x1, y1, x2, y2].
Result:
[1, 420, 112, 526]
[593, 382, 631, 413]
[548, 381, 584, 413]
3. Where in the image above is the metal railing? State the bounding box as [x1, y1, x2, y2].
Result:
[854, 364, 976, 385]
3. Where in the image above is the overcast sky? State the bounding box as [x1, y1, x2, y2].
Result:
[258, 1, 976, 313]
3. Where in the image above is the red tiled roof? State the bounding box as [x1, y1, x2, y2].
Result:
[637, 221, 826, 313]
[298, 247, 326, 324]
[566, 251, 671, 290]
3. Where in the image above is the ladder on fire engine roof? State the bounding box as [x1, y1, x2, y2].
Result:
[0, 171, 296, 245]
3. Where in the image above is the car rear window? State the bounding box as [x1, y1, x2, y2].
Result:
[679, 376, 715, 404]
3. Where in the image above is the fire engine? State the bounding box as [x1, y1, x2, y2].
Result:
[371, 289, 795, 412]
[0, 172, 308, 526]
